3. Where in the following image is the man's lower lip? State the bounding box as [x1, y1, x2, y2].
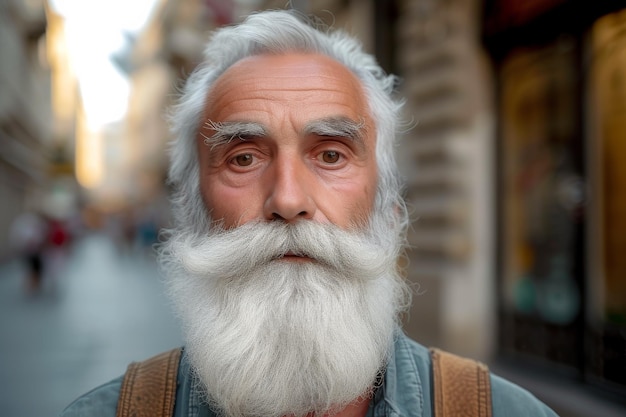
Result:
[278, 255, 313, 262]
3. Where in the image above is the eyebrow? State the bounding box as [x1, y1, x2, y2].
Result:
[200, 120, 267, 150]
[200, 116, 367, 149]
[302, 116, 367, 147]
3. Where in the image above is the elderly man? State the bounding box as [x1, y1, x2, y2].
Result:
[61, 9, 558, 417]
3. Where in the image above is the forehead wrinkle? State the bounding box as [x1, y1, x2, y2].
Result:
[211, 82, 358, 104]
[221, 73, 351, 86]
[216, 58, 358, 84]
[210, 64, 364, 100]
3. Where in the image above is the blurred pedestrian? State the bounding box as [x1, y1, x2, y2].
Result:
[9, 211, 48, 293]
[45, 217, 72, 284]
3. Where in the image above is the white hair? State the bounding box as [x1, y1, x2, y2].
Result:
[160, 212, 411, 417]
[167, 9, 407, 243]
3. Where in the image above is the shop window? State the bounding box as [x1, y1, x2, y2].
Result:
[498, 36, 585, 372]
[587, 8, 626, 391]
[490, 2, 626, 399]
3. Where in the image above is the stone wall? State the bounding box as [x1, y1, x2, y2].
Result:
[396, 0, 495, 359]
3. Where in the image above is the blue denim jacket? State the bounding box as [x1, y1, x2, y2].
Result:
[60, 333, 558, 417]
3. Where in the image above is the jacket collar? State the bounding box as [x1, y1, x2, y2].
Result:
[369, 332, 424, 417]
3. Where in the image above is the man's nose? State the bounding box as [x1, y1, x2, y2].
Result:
[263, 156, 316, 223]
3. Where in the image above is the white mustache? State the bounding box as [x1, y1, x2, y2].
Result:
[166, 221, 393, 282]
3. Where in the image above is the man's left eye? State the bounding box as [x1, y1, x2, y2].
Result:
[232, 153, 254, 166]
[320, 150, 341, 164]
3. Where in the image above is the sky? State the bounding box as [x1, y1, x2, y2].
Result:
[50, 0, 158, 128]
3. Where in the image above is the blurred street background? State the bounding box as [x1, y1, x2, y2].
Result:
[1, 0, 626, 416]
[0, 231, 182, 416]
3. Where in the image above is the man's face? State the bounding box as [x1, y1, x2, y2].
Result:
[173, 56, 398, 417]
[197, 53, 378, 229]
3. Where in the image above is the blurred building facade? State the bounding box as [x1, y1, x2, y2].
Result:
[0, 0, 51, 259]
[116, 0, 227, 226]
[124, 0, 182, 209]
[0, 0, 83, 259]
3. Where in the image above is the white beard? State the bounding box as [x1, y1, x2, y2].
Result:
[158, 216, 409, 417]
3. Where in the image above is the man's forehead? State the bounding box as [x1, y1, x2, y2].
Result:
[206, 53, 365, 104]
[201, 52, 373, 132]
[218, 53, 360, 84]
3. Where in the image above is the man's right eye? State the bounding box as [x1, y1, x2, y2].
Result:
[231, 153, 254, 167]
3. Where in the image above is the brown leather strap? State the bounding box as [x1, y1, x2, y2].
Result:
[116, 348, 182, 417]
[430, 348, 492, 417]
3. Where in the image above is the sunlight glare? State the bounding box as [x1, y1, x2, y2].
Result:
[50, 0, 158, 128]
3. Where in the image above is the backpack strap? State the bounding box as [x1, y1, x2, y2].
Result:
[430, 348, 492, 417]
[116, 348, 183, 417]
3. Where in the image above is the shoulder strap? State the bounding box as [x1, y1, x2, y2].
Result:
[116, 348, 183, 417]
[429, 347, 492, 417]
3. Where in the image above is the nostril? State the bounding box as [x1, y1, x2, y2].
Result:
[272, 211, 308, 221]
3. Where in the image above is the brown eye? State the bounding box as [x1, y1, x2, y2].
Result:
[233, 154, 254, 166]
[321, 150, 340, 164]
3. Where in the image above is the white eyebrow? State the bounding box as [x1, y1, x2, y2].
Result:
[302, 116, 367, 148]
[200, 120, 267, 150]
